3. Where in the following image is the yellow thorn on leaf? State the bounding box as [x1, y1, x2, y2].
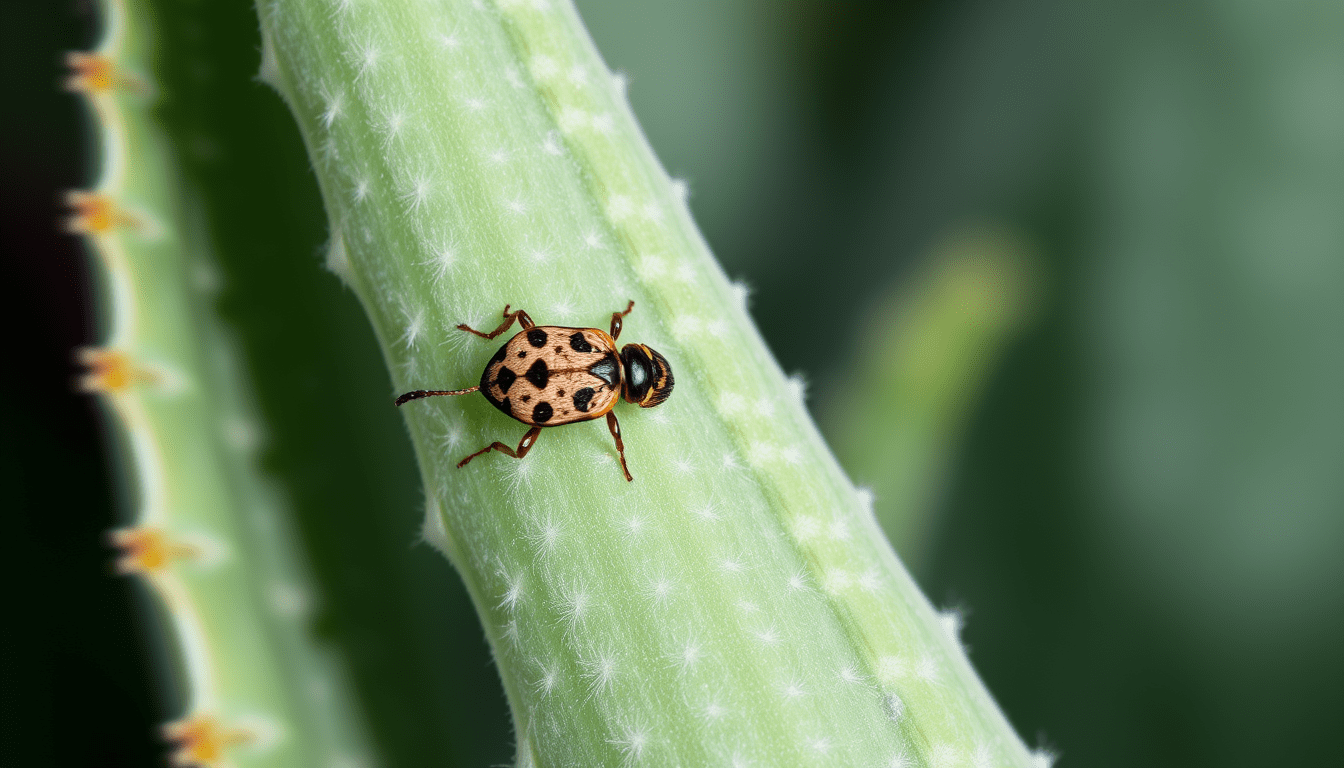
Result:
[64, 51, 147, 95]
[110, 527, 200, 574]
[64, 191, 141, 235]
[77, 347, 155, 393]
[163, 714, 255, 768]
[65, 52, 116, 93]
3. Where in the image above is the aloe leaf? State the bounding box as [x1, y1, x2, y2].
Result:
[257, 1, 1041, 765]
[826, 227, 1039, 568]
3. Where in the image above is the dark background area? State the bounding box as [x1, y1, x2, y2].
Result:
[4, 1, 1341, 766]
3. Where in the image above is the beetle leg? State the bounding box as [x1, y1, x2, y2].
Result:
[609, 300, 635, 340]
[606, 412, 633, 482]
[457, 304, 535, 339]
[457, 426, 543, 468]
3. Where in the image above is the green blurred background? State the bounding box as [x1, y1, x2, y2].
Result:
[4, 1, 1341, 765]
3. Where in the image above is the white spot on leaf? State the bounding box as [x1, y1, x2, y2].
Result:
[622, 514, 647, 539]
[526, 513, 562, 557]
[675, 639, 702, 674]
[421, 241, 457, 283]
[352, 41, 381, 80]
[856, 486, 876, 518]
[581, 652, 616, 699]
[497, 572, 524, 612]
[556, 584, 592, 632]
[939, 609, 965, 643]
[398, 307, 426, 350]
[915, 655, 940, 683]
[931, 744, 960, 768]
[669, 178, 689, 201]
[325, 230, 350, 281]
[607, 194, 635, 220]
[877, 656, 906, 684]
[730, 280, 751, 309]
[858, 568, 883, 593]
[437, 31, 461, 51]
[718, 557, 745, 574]
[607, 723, 649, 765]
[529, 54, 559, 79]
[400, 176, 432, 213]
[320, 87, 344, 129]
[591, 113, 617, 135]
[646, 576, 673, 606]
[787, 571, 811, 592]
[532, 663, 559, 698]
[700, 700, 726, 723]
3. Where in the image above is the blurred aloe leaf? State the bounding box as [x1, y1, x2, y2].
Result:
[825, 226, 1038, 567]
[67, 0, 377, 765]
[85, 0, 513, 764]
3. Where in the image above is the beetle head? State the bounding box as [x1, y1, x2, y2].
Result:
[619, 344, 674, 407]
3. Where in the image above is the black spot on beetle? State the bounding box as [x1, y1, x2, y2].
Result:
[525, 358, 549, 389]
[495, 367, 517, 393]
[588, 354, 619, 386]
[573, 387, 595, 412]
[569, 332, 592, 353]
[532, 401, 553, 423]
[555, 346, 565, 354]
[526, 328, 548, 347]
[557, 389, 565, 397]
[521, 394, 531, 403]
[517, 351, 527, 358]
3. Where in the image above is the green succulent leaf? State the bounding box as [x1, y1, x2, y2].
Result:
[254, 1, 1039, 765]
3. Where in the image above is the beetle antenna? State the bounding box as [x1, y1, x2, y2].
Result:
[395, 387, 479, 406]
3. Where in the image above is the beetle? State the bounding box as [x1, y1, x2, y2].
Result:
[395, 301, 674, 481]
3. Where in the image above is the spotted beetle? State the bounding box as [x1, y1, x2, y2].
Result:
[395, 301, 674, 481]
